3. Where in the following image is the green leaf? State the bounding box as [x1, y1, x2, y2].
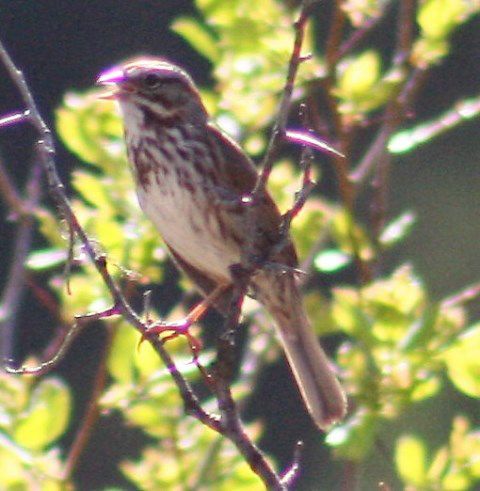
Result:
[379, 211, 416, 247]
[35, 208, 65, 247]
[291, 201, 329, 261]
[133, 333, 163, 378]
[172, 17, 220, 62]
[0, 441, 28, 487]
[57, 270, 110, 319]
[326, 411, 377, 460]
[14, 378, 71, 451]
[108, 323, 138, 383]
[331, 287, 373, 340]
[304, 291, 336, 335]
[314, 249, 351, 273]
[395, 435, 427, 485]
[417, 0, 469, 40]
[331, 208, 374, 261]
[341, 0, 385, 26]
[71, 169, 113, 211]
[337, 50, 381, 98]
[56, 91, 124, 172]
[410, 376, 441, 401]
[441, 323, 480, 397]
[364, 264, 425, 343]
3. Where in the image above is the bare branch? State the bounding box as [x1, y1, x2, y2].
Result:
[281, 441, 304, 487]
[5, 319, 85, 376]
[63, 325, 114, 480]
[335, 1, 395, 61]
[0, 152, 30, 218]
[253, 0, 320, 197]
[0, 160, 42, 361]
[0, 38, 221, 434]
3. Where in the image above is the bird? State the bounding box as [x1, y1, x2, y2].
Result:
[97, 57, 347, 430]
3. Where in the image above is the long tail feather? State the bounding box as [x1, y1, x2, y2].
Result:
[259, 276, 347, 430]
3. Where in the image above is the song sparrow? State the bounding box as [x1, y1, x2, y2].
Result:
[97, 58, 346, 430]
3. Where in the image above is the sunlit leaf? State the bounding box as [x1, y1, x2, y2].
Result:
[337, 50, 381, 99]
[379, 211, 416, 247]
[56, 91, 124, 172]
[395, 435, 427, 485]
[364, 264, 425, 342]
[410, 375, 441, 401]
[172, 17, 220, 62]
[331, 287, 373, 340]
[331, 208, 374, 261]
[441, 323, 480, 397]
[314, 249, 352, 273]
[108, 323, 138, 383]
[291, 201, 329, 261]
[389, 96, 480, 154]
[326, 410, 377, 460]
[342, 0, 385, 25]
[418, 0, 470, 40]
[72, 169, 113, 211]
[14, 378, 71, 451]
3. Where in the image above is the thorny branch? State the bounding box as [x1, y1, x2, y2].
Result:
[208, 1, 321, 486]
[0, 31, 221, 459]
[254, 0, 321, 196]
[0, 0, 474, 488]
[0, 1, 318, 488]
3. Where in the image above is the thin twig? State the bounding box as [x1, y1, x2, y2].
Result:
[0, 1, 323, 486]
[335, 1, 395, 61]
[280, 441, 304, 487]
[0, 110, 30, 128]
[63, 324, 115, 480]
[0, 152, 29, 217]
[213, 272, 285, 487]
[0, 38, 221, 433]
[441, 283, 480, 309]
[253, 0, 320, 197]
[210, 6, 321, 482]
[369, 0, 417, 239]
[5, 320, 86, 376]
[0, 160, 42, 361]
[281, 148, 316, 234]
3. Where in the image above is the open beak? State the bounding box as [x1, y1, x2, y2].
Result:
[96, 66, 125, 100]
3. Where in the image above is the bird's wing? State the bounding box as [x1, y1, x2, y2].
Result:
[206, 123, 298, 268]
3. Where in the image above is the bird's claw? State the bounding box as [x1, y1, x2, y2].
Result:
[138, 319, 203, 359]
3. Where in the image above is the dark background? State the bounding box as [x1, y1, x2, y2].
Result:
[0, 2, 479, 490]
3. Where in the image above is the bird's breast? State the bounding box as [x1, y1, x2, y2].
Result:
[128, 129, 241, 284]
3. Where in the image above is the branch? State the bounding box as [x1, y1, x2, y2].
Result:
[0, 39, 222, 434]
[335, 1, 395, 61]
[0, 2, 325, 487]
[0, 151, 30, 217]
[0, 38, 292, 488]
[0, 159, 42, 361]
[253, 0, 320, 197]
[63, 325, 114, 480]
[201, 3, 322, 486]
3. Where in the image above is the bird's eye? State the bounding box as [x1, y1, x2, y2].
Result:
[143, 73, 162, 89]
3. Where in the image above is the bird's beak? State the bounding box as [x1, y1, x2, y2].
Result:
[96, 67, 127, 100]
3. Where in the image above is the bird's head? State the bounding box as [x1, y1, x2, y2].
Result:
[97, 57, 206, 121]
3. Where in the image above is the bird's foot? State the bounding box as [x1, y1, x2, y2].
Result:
[140, 318, 203, 359]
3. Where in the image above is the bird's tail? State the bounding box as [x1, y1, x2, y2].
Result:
[258, 276, 347, 430]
